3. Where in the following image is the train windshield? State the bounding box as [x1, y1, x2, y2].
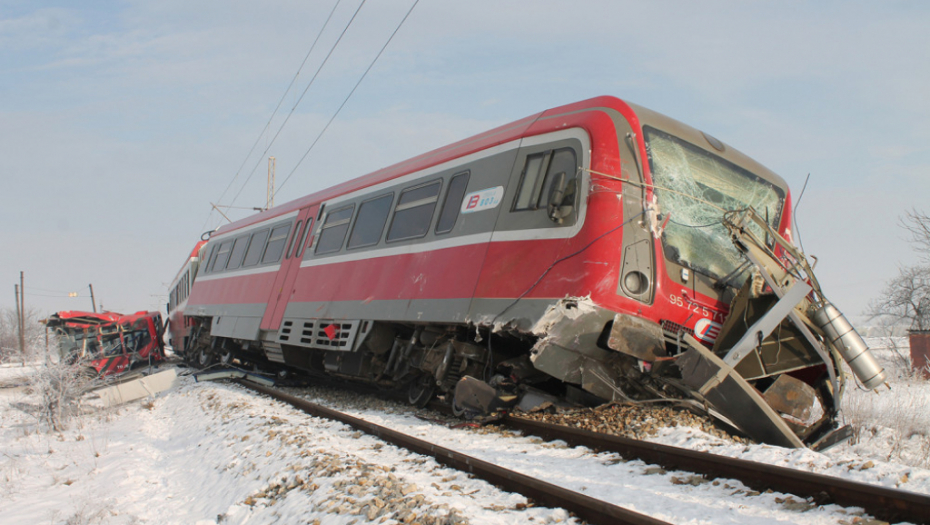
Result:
[643, 126, 785, 281]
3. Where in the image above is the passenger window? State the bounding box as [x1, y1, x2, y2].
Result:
[539, 148, 577, 211]
[513, 148, 578, 212]
[348, 194, 393, 249]
[262, 223, 292, 264]
[227, 235, 249, 270]
[436, 172, 469, 234]
[316, 205, 355, 254]
[514, 152, 549, 211]
[210, 241, 233, 272]
[242, 229, 270, 267]
[203, 244, 219, 274]
[387, 180, 441, 242]
[295, 218, 312, 258]
[286, 221, 303, 259]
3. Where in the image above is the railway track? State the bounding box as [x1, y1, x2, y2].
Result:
[497, 416, 930, 525]
[238, 379, 671, 525]
[237, 379, 930, 525]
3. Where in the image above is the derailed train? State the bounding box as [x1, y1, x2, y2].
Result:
[168, 96, 886, 449]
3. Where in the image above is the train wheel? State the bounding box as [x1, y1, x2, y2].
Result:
[218, 350, 233, 366]
[197, 348, 215, 368]
[407, 375, 435, 408]
[451, 398, 467, 417]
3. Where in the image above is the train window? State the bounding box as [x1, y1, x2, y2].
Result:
[261, 223, 292, 264]
[514, 152, 550, 210]
[387, 180, 441, 242]
[203, 244, 219, 274]
[348, 193, 393, 249]
[436, 171, 470, 234]
[242, 229, 270, 267]
[295, 218, 312, 258]
[316, 205, 355, 254]
[286, 220, 303, 259]
[210, 241, 233, 272]
[513, 148, 577, 212]
[226, 235, 250, 270]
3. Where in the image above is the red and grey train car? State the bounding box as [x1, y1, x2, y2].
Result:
[168, 96, 883, 448]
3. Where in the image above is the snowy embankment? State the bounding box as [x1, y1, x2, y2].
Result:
[1, 337, 929, 524]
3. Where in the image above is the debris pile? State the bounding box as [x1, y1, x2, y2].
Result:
[512, 403, 748, 443]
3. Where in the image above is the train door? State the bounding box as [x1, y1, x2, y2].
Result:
[260, 205, 318, 331]
[471, 137, 584, 304]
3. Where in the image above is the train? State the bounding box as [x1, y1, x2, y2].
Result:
[167, 96, 885, 449]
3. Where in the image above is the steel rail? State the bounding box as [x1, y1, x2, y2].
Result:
[500, 416, 930, 525]
[237, 380, 670, 525]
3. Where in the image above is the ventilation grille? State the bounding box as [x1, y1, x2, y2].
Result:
[661, 319, 694, 339]
[277, 318, 360, 351]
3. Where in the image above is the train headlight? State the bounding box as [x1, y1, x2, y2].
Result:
[622, 271, 649, 295]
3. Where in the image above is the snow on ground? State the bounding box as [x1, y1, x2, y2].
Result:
[1, 336, 929, 524]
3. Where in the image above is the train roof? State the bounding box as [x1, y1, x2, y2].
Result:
[210, 95, 789, 236]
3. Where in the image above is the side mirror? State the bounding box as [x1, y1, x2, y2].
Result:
[547, 173, 574, 223]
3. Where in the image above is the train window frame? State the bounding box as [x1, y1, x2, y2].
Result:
[203, 244, 219, 274]
[295, 218, 313, 258]
[261, 223, 293, 264]
[286, 220, 303, 260]
[315, 204, 355, 255]
[241, 228, 270, 268]
[513, 151, 552, 211]
[226, 234, 250, 270]
[386, 179, 442, 243]
[347, 193, 394, 250]
[512, 148, 578, 216]
[210, 241, 233, 273]
[436, 171, 470, 234]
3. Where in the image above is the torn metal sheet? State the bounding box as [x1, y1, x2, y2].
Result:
[607, 313, 666, 361]
[194, 368, 276, 387]
[453, 376, 517, 415]
[677, 334, 805, 448]
[95, 368, 178, 407]
[762, 375, 821, 426]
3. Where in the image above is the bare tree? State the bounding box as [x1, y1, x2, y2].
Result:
[901, 208, 930, 260]
[869, 265, 930, 331]
[0, 307, 46, 364]
[869, 210, 930, 331]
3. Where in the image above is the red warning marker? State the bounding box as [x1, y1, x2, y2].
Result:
[323, 324, 338, 340]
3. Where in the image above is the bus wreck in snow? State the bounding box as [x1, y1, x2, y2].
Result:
[44, 310, 166, 378]
[169, 96, 885, 449]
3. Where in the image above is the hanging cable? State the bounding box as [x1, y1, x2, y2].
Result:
[226, 0, 370, 214]
[273, 0, 420, 198]
[202, 0, 344, 232]
[793, 172, 811, 254]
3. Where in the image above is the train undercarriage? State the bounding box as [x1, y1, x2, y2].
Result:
[181, 209, 886, 450]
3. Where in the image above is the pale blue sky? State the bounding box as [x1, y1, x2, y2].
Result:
[2, 1, 928, 321]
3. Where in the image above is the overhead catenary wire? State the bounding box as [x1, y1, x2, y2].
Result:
[274, 0, 420, 198]
[201, 0, 344, 233]
[204, 1, 344, 226]
[226, 0, 370, 213]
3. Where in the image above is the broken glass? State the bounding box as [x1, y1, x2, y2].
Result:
[644, 126, 785, 281]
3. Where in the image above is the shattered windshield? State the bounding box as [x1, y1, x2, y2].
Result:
[643, 126, 785, 281]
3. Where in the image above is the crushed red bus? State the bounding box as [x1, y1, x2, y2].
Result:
[43, 310, 166, 378]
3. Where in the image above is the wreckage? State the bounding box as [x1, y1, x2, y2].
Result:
[43, 310, 166, 378]
[168, 96, 884, 448]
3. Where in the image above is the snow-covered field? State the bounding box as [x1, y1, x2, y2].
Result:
[1, 337, 929, 525]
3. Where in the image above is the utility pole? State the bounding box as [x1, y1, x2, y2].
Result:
[267, 156, 276, 210]
[89, 284, 97, 313]
[14, 283, 24, 365]
[19, 272, 26, 363]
